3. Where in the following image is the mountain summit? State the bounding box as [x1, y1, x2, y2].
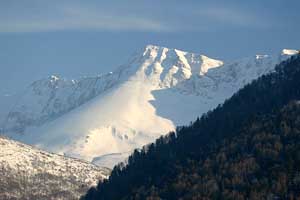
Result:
[82, 54, 300, 200]
[1, 45, 298, 168]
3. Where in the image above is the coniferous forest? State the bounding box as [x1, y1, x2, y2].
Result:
[82, 55, 300, 200]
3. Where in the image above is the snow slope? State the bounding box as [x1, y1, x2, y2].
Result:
[1, 45, 298, 168]
[0, 136, 110, 199]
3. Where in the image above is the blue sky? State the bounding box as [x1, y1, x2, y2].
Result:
[0, 0, 299, 93]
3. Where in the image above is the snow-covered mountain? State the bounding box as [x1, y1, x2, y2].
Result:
[0, 45, 298, 168]
[0, 136, 110, 200]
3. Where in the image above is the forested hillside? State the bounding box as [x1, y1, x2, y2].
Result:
[82, 55, 300, 200]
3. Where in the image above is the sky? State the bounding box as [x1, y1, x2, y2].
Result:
[0, 0, 299, 93]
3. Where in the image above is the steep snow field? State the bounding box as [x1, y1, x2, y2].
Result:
[1, 45, 298, 168]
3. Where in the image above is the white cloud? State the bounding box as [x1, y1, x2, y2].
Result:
[0, 1, 274, 33]
[0, 3, 171, 33]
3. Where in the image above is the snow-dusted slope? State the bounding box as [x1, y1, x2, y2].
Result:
[0, 136, 110, 200]
[1, 45, 298, 168]
[1, 69, 130, 133]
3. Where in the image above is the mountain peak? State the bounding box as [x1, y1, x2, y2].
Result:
[144, 44, 162, 49]
[3, 46, 296, 169]
[50, 75, 60, 82]
[144, 44, 169, 50]
[140, 44, 223, 77]
[142, 44, 170, 57]
[144, 44, 191, 54]
[281, 49, 299, 56]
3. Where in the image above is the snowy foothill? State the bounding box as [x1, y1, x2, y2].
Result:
[0, 135, 110, 199]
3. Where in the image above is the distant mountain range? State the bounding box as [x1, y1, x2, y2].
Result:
[0, 45, 298, 168]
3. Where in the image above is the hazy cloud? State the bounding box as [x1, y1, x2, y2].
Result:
[0, 1, 274, 33]
[0, 2, 171, 33]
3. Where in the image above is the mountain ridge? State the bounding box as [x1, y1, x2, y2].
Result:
[0, 135, 110, 200]
[81, 54, 300, 200]
[1, 45, 298, 168]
